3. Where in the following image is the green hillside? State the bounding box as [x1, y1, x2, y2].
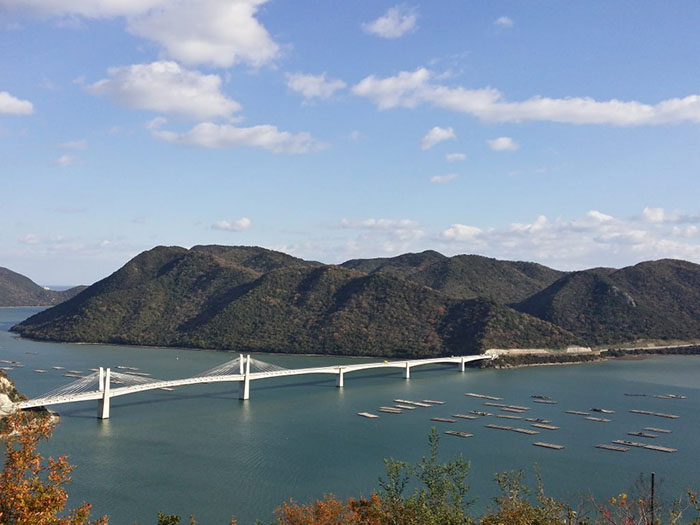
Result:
[0, 267, 85, 307]
[12, 246, 581, 357]
[515, 259, 700, 344]
[342, 251, 564, 303]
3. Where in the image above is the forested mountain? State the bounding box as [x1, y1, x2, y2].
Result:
[0, 267, 85, 307]
[515, 259, 700, 344]
[11, 246, 580, 357]
[11, 247, 700, 355]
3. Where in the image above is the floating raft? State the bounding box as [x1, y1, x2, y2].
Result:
[358, 412, 379, 419]
[612, 440, 677, 453]
[531, 395, 552, 400]
[431, 417, 456, 423]
[501, 407, 528, 413]
[159, 387, 175, 392]
[533, 442, 564, 450]
[465, 393, 503, 401]
[485, 424, 539, 435]
[63, 373, 83, 378]
[645, 427, 671, 434]
[625, 393, 647, 397]
[422, 399, 445, 405]
[470, 410, 492, 417]
[394, 399, 432, 407]
[68, 370, 82, 374]
[597, 444, 629, 452]
[524, 417, 551, 423]
[654, 394, 687, 400]
[33, 369, 47, 373]
[484, 402, 529, 411]
[378, 407, 402, 414]
[445, 430, 473, 438]
[585, 416, 611, 423]
[532, 423, 559, 430]
[629, 431, 657, 438]
[591, 408, 615, 414]
[566, 410, 591, 416]
[452, 413, 478, 420]
[497, 414, 522, 420]
[394, 404, 417, 410]
[533, 399, 558, 404]
[52, 366, 65, 370]
[630, 409, 679, 419]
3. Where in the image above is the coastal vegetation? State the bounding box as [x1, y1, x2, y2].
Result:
[0, 267, 85, 307]
[10, 246, 700, 357]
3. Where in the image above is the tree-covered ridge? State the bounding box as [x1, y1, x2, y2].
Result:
[342, 251, 564, 303]
[515, 258, 700, 345]
[11, 246, 700, 354]
[0, 267, 85, 307]
[11, 246, 581, 357]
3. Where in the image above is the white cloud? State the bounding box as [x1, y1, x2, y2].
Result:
[353, 67, 700, 126]
[2, 0, 279, 68]
[362, 5, 418, 39]
[127, 0, 279, 68]
[642, 207, 666, 223]
[57, 154, 80, 166]
[442, 224, 483, 241]
[420, 126, 456, 150]
[87, 61, 240, 120]
[212, 217, 251, 232]
[286, 73, 346, 100]
[487, 136, 519, 151]
[430, 173, 458, 184]
[494, 16, 513, 29]
[59, 139, 87, 150]
[153, 122, 322, 154]
[0, 91, 34, 115]
[341, 218, 424, 241]
[445, 153, 467, 162]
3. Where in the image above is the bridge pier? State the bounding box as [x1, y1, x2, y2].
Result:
[98, 367, 104, 391]
[404, 361, 410, 379]
[239, 355, 250, 400]
[97, 367, 111, 419]
[336, 368, 344, 388]
[239, 354, 244, 375]
[460, 357, 466, 372]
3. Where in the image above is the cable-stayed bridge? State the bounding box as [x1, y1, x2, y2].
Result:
[14, 354, 493, 419]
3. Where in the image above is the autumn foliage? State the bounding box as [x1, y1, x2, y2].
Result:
[0, 411, 107, 525]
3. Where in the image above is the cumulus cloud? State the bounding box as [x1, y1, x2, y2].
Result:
[212, 217, 251, 232]
[494, 16, 513, 28]
[430, 173, 458, 184]
[487, 136, 519, 151]
[341, 218, 424, 241]
[56, 154, 81, 167]
[127, 0, 279, 68]
[0, 91, 34, 115]
[152, 122, 322, 154]
[87, 61, 240, 120]
[286, 72, 346, 100]
[362, 5, 418, 39]
[641, 206, 700, 224]
[2, 0, 279, 68]
[445, 153, 467, 162]
[353, 67, 700, 126]
[420, 126, 456, 150]
[437, 209, 700, 268]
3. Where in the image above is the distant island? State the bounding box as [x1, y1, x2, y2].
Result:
[10, 246, 700, 358]
[0, 267, 85, 307]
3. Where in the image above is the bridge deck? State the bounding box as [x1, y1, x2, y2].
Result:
[15, 354, 492, 410]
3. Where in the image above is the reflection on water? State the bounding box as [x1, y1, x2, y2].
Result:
[1, 308, 699, 523]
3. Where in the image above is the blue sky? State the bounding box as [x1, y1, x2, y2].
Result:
[2, 1, 700, 285]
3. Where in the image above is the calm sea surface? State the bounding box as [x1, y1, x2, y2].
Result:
[1, 307, 699, 523]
